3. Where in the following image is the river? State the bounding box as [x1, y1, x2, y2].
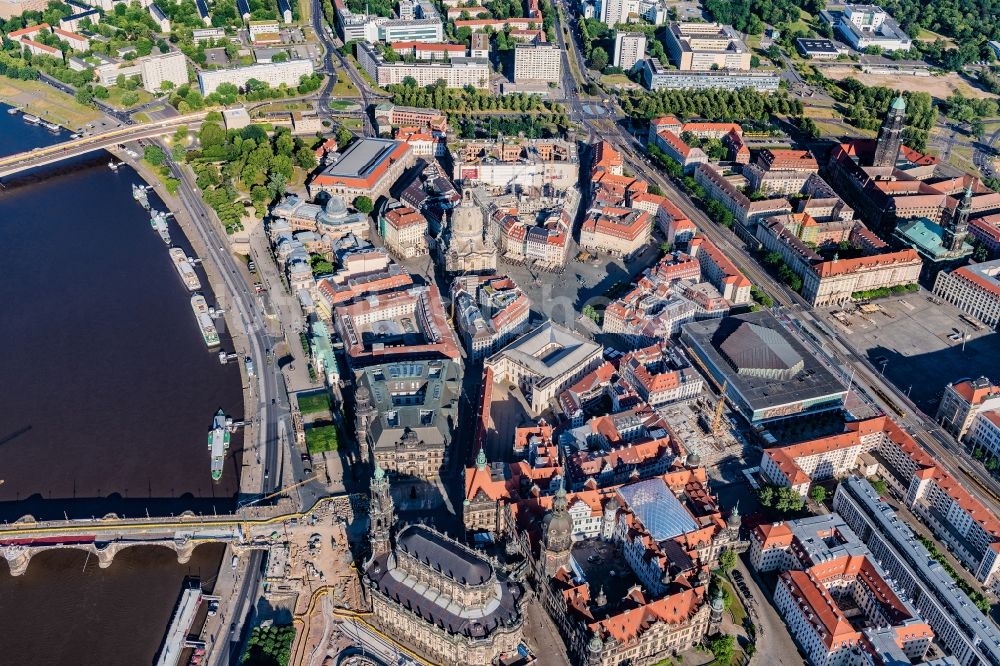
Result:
[0, 105, 242, 664]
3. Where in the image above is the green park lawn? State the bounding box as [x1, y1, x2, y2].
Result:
[297, 391, 331, 415]
[306, 424, 339, 454]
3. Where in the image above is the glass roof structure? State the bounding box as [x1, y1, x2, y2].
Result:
[618, 478, 698, 542]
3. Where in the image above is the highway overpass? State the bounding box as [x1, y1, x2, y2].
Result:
[0, 111, 209, 179]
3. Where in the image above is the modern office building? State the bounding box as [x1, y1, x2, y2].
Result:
[357, 42, 490, 88]
[639, 58, 780, 90]
[512, 42, 561, 83]
[681, 310, 846, 424]
[836, 4, 912, 52]
[613, 31, 646, 70]
[379, 17, 443, 42]
[197, 60, 314, 94]
[663, 22, 751, 71]
[795, 38, 842, 59]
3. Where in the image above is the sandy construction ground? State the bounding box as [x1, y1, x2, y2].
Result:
[823, 67, 997, 101]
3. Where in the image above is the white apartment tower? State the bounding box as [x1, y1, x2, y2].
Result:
[614, 31, 646, 70]
[140, 51, 189, 93]
[513, 42, 562, 82]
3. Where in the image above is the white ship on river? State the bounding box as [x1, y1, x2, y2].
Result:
[191, 294, 220, 347]
[150, 210, 171, 244]
[169, 248, 201, 291]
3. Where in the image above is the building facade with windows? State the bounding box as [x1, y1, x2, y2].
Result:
[197, 60, 314, 94]
[933, 259, 1000, 330]
[613, 31, 646, 70]
[513, 42, 561, 82]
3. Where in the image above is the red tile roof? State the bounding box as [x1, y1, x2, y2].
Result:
[815, 249, 920, 278]
[7, 22, 49, 38]
[590, 587, 706, 644]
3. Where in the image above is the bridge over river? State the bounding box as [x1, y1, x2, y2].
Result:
[0, 111, 210, 179]
[0, 495, 352, 576]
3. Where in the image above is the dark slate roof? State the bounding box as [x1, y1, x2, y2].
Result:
[681, 311, 846, 415]
[359, 359, 460, 452]
[366, 526, 523, 638]
[398, 525, 492, 584]
[719, 322, 803, 373]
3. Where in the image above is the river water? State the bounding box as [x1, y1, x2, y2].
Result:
[0, 106, 243, 663]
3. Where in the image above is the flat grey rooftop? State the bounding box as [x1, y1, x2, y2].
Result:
[322, 138, 401, 179]
[682, 310, 846, 413]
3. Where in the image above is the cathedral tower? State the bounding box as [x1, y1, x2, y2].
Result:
[368, 462, 395, 558]
[355, 386, 376, 464]
[873, 95, 906, 168]
[541, 481, 573, 576]
[945, 185, 973, 252]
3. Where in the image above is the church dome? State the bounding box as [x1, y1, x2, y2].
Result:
[543, 486, 572, 551]
[686, 452, 701, 467]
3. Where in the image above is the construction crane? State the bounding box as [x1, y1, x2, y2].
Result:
[711, 380, 728, 434]
[239, 474, 320, 509]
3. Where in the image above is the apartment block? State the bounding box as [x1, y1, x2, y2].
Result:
[834, 477, 1000, 665]
[140, 51, 188, 93]
[197, 60, 314, 94]
[752, 514, 934, 666]
[687, 236, 752, 305]
[513, 42, 561, 83]
[613, 31, 646, 70]
[357, 42, 489, 89]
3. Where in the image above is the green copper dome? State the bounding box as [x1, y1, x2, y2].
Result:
[891, 95, 906, 111]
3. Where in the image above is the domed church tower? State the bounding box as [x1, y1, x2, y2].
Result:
[541, 481, 573, 576]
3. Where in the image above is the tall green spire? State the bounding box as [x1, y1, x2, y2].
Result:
[374, 461, 385, 481]
[891, 95, 906, 112]
[476, 447, 487, 470]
